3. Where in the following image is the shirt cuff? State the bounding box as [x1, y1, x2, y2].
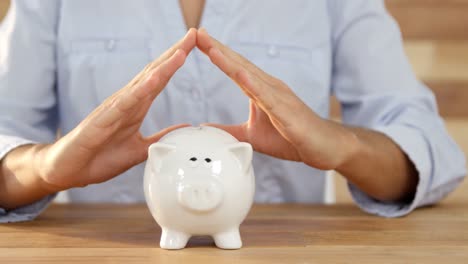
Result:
[0, 134, 55, 223]
[0, 193, 56, 223]
[347, 124, 432, 217]
[0, 134, 37, 160]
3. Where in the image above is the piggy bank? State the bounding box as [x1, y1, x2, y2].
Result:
[144, 126, 255, 249]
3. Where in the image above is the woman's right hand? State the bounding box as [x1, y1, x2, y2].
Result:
[35, 29, 196, 192]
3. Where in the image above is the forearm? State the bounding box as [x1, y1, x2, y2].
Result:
[336, 125, 418, 202]
[0, 144, 56, 209]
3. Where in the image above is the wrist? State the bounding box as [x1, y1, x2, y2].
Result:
[296, 118, 363, 171]
[335, 127, 365, 172]
[335, 126, 380, 190]
[33, 144, 64, 193]
[0, 144, 58, 209]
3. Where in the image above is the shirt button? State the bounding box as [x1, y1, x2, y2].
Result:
[267, 45, 280, 58]
[106, 39, 116, 52]
[191, 89, 201, 100]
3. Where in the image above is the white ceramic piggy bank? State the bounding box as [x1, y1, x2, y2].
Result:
[144, 126, 255, 249]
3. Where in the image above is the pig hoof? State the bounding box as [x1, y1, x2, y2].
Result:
[160, 229, 190, 249]
[213, 229, 242, 249]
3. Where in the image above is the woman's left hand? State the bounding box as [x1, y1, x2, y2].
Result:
[196, 29, 360, 171]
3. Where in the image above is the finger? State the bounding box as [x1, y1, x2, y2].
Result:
[197, 28, 272, 84]
[210, 45, 310, 137]
[198, 29, 287, 114]
[148, 28, 197, 71]
[207, 47, 259, 99]
[202, 38, 281, 109]
[200, 123, 249, 143]
[207, 47, 244, 84]
[93, 49, 186, 128]
[127, 28, 197, 89]
[133, 49, 186, 100]
[144, 123, 192, 145]
[95, 28, 194, 121]
[236, 69, 278, 111]
[197, 28, 252, 68]
[208, 47, 288, 126]
[198, 29, 303, 128]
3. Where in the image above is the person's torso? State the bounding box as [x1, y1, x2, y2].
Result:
[55, 0, 333, 203]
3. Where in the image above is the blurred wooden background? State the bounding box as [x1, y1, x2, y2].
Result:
[333, 0, 468, 204]
[0, 1, 7, 20]
[0, 0, 467, 204]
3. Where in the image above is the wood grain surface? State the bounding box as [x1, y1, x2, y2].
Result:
[1, 203, 467, 263]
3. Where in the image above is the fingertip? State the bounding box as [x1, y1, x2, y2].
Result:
[186, 28, 197, 42]
[187, 27, 197, 35]
[198, 27, 208, 38]
[179, 29, 196, 53]
[184, 28, 197, 40]
[196, 28, 212, 52]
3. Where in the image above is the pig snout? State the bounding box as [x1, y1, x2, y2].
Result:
[177, 179, 223, 212]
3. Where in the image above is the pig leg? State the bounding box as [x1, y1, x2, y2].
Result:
[160, 228, 190, 249]
[213, 228, 242, 249]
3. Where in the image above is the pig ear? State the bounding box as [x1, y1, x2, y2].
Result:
[148, 142, 176, 174]
[148, 142, 176, 160]
[227, 142, 253, 173]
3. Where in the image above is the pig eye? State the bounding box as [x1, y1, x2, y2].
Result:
[188, 157, 199, 168]
[203, 157, 213, 168]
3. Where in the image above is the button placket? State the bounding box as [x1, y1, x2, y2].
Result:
[191, 88, 201, 101]
[267, 45, 280, 58]
[106, 39, 116, 52]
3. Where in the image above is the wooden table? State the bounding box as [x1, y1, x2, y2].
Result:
[1, 203, 467, 263]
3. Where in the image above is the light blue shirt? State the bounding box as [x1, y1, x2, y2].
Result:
[0, 0, 466, 222]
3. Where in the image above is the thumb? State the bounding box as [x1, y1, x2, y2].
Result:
[145, 123, 191, 145]
[200, 123, 249, 143]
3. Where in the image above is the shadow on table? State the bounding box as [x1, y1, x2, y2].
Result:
[6, 202, 460, 249]
[6, 216, 224, 248]
[6, 214, 314, 249]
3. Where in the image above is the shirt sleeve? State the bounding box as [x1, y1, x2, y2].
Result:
[0, 0, 60, 222]
[328, 0, 467, 217]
